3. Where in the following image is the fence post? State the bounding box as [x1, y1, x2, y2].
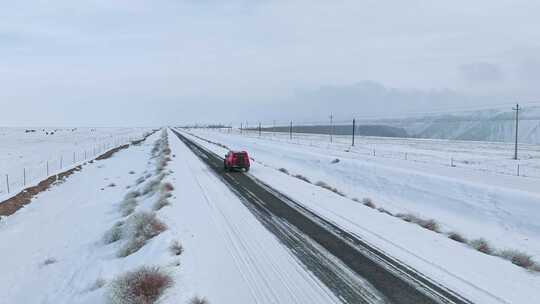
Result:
[451, 157, 455, 167]
[6, 174, 10, 194]
[73, 151, 76, 163]
[46, 161, 49, 176]
[60, 156, 63, 169]
[405, 152, 408, 160]
[23, 168, 26, 186]
[517, 164, 520, 176]
[373, 149, 376, 156]
[258, 122, 261, 137]
[352, 118, 356, 147]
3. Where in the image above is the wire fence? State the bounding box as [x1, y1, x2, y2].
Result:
[201, 125, 540, 180]
[0, 131, 150, 200]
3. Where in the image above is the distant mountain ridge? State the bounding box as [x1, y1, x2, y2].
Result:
[372, 106, 540, 144]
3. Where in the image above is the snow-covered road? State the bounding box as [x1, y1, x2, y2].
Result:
[184, 128, 540, 304]
[166, 128, 345, 303]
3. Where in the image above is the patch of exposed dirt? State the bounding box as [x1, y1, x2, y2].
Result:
[0, 165, 82, 216]
[95, 144, 130, 160]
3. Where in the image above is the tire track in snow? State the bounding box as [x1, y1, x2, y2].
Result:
[178, 136, 338, 303]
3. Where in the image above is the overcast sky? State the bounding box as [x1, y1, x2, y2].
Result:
[1, 0, 539, 126]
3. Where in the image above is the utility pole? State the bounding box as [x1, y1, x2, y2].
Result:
[513, 103, 521, 160]
[352, 118, 356, 146]
[329, 114, 334, 143]
[289, 121, 293, 140]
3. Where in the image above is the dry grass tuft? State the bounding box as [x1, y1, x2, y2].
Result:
[293, 174, 311, 183]
[103, 221, 124, 244]
[142, 179, 160, 195]
[87, 278, 107, 292]
[418, 219, 440, 232]
[498, 249, 537, 269]
[161, 182, 174, 192]
[377, 207, 393, 216]
[395, 213, 440, 232]
[470, 238, 494, 255]
[152, 197, 170, 211]
[189, 296, 209, 304]
[124, 191, 140, 200]
[41, 257, 57, 266]
[447, 232, 468, 243]
[362, 198, 376, 208]
[278, 168, 289, 175]
[117, 212, 167, 257]
[107, 266, 172, 304]
[315, 181, 345, 196]
[169, 240, 184, 256]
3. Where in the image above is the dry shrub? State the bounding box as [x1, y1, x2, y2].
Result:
[118, 238, 147, 258]
[103, 222, 124, 244]
[362, 198, 376, 208]
[161, 192, 173, 199]
[117, 212, 167, 257]
[152, 197, 170, 211]
[448, 232, 467, 243]
[119, 198, 138, 217]
[142, 179, 160, 195]
[135, 177, 146, 185]
[108, 183, 117, 187]
[278, 168, 289, 175]
[352, 198, 360, 203]
[470, 238, 494, 255]
[396, 213, 418, 223]
[418, 219, 440, 232]
[395, 213, 440, 232]
[377, 207, 393, 216]
[169, 240, 184, 256]
[161, 182, 174, 192]
[129, 171, 136, 175]
[125, 191, 141, 200]
[293, 174, 311, 183]
[42, 257, 57, 266]
[331, 158, 340, 164]
[87, 278, 107, 292]
[108, 266, 172, 304]
[499, 249, 537, 269]
[190, 296, 209, 304]
[315, 181, 345, 196]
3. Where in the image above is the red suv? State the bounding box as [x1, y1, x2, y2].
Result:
[224, 151, 250, 172]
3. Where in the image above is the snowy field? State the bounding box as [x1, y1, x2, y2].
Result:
[0, 127, 151, 198]
[0, 129, 343, 303]
[185, 127, 540, 304]
[229, 128, 540, 179]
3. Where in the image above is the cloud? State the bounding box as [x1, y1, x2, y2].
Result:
[1, 0, 540, 125]
[459, 62, 504, 85]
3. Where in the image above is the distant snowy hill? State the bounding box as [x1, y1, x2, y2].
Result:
[379, 106, 540, 144]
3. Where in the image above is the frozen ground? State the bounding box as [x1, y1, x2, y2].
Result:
[184, 128, 540, 304]
[0, 129, 343, 303]
[0, 127, 151, 197]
